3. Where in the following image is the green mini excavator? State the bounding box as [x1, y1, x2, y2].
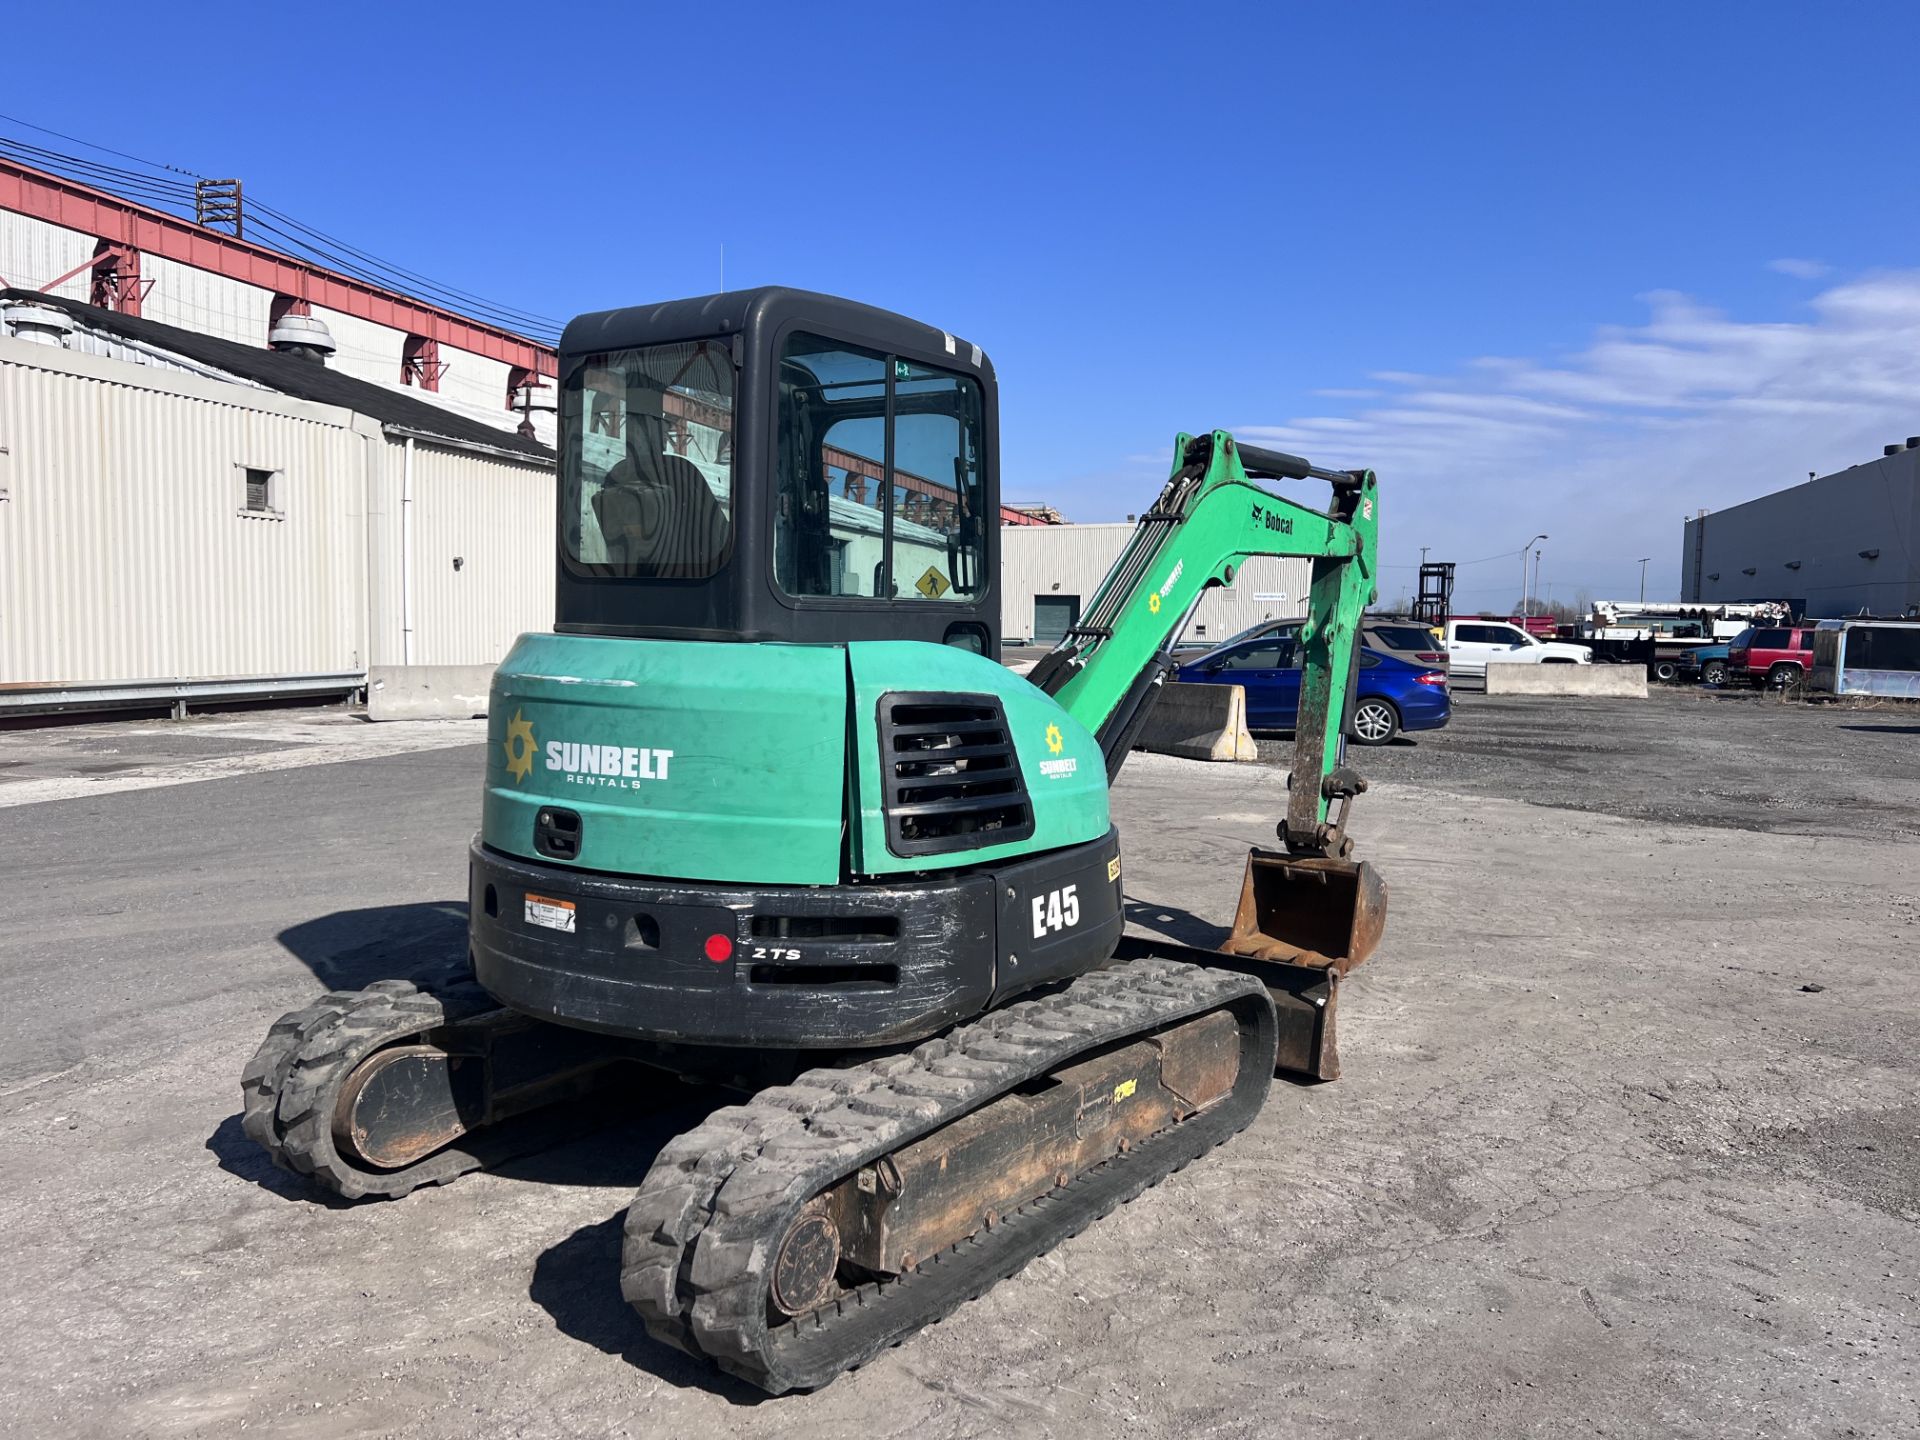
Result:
[241, 288, 1390, 1394]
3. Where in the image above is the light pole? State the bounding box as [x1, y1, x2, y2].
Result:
[1521, 534, 1548, 616]
[1532, 548, 1544, 619]
[1637, 557, 1651, 604]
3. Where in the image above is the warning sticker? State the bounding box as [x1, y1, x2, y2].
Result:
[524, 894, 576, 934]
[914, 566, 951, 600]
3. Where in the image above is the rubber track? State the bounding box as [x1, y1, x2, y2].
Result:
[238, 962, 517, 1200]
[619, 956, 1277, 1393]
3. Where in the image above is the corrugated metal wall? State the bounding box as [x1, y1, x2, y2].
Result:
[1001, 523, 1311, 644]
[141, 253, 273, 348]
[1, 339, 560, 693]
[435, 345, 512, 418]
[314, 305, 406, 391]
[401, 440, 555, 665]
[0, 213, 93, 299]
[0, 339, 366, 684]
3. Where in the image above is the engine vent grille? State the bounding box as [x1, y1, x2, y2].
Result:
[877, 692, 1035, 857]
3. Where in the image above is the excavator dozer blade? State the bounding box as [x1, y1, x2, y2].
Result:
[1217, 849, 1389, 1083]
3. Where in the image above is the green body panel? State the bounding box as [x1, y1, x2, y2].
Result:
[484, 633, 847, 885]
[847, 641, 1109, 876]
[1047, 431, 1379, 832]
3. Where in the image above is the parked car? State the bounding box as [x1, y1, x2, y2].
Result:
[1726, 625, 1817, 687]
[1175, 637, 1449, 744]
[1362, 618, 1451, 671]
[1208, 617, 1450, 672]
[1443, 619, 1591, 678]
[1684, 642, 1732, 686]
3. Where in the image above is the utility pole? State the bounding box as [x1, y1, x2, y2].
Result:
[194, 178, 244, 239]
[1637, 557, 1650, 604]
[1521, 534, 1547, 617]
[1531, 548, 1544, 618]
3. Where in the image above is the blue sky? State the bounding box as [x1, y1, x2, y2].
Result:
[9, 1, 1920, 608]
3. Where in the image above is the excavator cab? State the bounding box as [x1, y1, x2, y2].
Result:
[555, 288, 1000, 655]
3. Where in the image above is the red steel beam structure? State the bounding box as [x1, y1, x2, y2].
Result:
[0, 155, 557, 379]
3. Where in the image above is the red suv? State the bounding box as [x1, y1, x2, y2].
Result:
[1727, 625, 1816, 687]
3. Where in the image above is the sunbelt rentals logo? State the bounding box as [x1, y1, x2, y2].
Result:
[501, 709, 674, 789]
[1039, 722, 1077, 780]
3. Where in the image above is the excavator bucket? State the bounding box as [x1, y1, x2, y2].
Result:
[1218, 850, 1388, 1083]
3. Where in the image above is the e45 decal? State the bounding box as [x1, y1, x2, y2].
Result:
[1031, 884, 1081, 939]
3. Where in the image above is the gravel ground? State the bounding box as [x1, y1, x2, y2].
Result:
[1, 701, 1916, 1438]
[1257, 686, 1920, 842]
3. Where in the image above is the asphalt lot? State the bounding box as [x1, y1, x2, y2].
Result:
[2, 694, 1917, 1438]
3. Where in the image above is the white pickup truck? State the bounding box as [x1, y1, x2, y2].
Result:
[1445, 619, 1592, 678]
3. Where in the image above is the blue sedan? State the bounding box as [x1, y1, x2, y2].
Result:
[1175, 637, 1450, 744]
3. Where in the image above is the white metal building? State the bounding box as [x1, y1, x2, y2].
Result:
[1001, 522, 1310, 647]
[0, 155, 558, 449]
[0, 291, 554, 714]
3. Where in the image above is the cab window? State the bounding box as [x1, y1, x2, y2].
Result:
[775, 334, 986, 603]
[560, 341, 734, 579]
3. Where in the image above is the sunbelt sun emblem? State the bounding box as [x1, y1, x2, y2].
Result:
[504, 709, 537, 782]
[1039, 722, 1077, 780]
[1147, 559, 1184, 615]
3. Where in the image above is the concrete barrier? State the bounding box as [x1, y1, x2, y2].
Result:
[1484, 663, 1648, 698]
[1134, 680, 1258, 761]
[366, 665, 496, 721]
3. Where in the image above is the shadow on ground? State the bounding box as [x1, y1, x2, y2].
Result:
[1123, 897, 1224, 949]
[277, 900, 470, 990]
[528, 1197, 774, 1405]
[204, 1113, 354, 1206]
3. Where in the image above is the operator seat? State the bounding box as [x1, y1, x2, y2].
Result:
[592, 448, 730, 577]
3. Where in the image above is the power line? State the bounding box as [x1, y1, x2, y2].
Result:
[0, 137, 197, 206]
[242, 215, 559, 340]
[248, 201, 560, 331]
[0, 124, 559, 343]
[0, 110, 206, 178]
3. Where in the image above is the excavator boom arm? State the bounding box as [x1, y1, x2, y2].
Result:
[1027, 430, 1380, 845]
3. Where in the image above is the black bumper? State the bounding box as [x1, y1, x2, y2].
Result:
[468, 830, 1123, 1049]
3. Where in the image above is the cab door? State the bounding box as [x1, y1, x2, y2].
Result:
[1447, 623, 1509, 677]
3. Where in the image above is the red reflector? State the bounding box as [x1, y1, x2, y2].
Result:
[1415, 672, 1448, 686]
[704, 933, 733, 963]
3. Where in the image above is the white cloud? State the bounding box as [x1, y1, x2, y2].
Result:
[1769, 257, 1833, 280]
[1234, 272, 1920, 605]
